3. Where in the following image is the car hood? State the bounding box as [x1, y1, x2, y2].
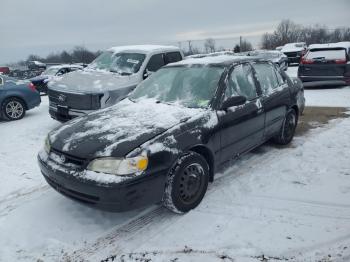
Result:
[49, 99, 204, 159]
[48, 69, 139, 93]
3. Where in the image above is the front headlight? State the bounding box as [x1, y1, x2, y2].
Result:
[44, 136, 51, 154]
[87, 155, 148, 176]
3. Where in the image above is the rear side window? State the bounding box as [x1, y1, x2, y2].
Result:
[146, 54, 165, 72]
[165, 52, 182, 64]
[226, 64, 257, 101]
[253, 63, 279, 94]
[306, 49, 346, 60]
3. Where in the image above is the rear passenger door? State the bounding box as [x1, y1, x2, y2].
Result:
[252, 62, 291, 138]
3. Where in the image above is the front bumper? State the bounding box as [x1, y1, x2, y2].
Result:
[287, 56, 301, 64]
[38, 153, 168, 212]
[49, 104, 93, 122]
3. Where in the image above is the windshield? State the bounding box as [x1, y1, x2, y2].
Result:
[89, 51, 146, 75]
[42, 67, 59, 76]
[130, 65, 224, 108]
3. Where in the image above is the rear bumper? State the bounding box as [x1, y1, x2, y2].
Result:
[27, 94, 41, 109]
[287, 57, 301, 64]
[298, 75, 350, 87]
[38, 153, 167, 212]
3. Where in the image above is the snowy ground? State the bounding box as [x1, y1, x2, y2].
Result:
[0, 71, 350, 261]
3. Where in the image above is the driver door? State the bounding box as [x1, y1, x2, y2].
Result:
[218, 63, 265, 165]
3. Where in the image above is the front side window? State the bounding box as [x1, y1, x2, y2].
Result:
[130, 65, 224, 108]
[253, 63, 279, 94]
[90, 51, 146, 75]
[165, 52, 182, 64]
[146, 54, 165, 72]
[225, 64, 257, 101]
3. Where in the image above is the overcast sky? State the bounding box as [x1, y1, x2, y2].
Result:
[1, 0, 349, 64]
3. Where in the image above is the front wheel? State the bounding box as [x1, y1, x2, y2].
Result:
[273, 109, 297, 145]
[163, 152, 209, 214]
[1, 98, 26, 121]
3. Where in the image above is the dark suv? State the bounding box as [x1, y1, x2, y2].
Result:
[298, 42, 350, 87]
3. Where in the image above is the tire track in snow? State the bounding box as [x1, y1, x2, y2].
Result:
[0, 185, 50, 217]
[63, 149, 277, 261]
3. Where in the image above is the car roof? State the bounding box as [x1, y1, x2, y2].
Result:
[107, 45, 180, 54]
[167, 55, 260, 67]
[308, 42, 350, 50]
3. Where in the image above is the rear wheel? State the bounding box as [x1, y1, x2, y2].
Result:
[1, 98, 26, 121]
[163, 152, 209, 213]
[273, 109, 297, 145]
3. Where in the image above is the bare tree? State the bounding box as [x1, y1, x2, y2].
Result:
[204, 38, 216, 53]
[240, 39, 253, 52]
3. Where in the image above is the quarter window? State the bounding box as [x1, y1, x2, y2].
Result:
[274, 66, 286, 85]
[146, 54, 165, 72]
[253, 63, 279, 94]
[226, 64, 257, 101]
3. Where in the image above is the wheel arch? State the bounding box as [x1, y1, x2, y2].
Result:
[2, 95, 28, 110]
[188, 145, 215, 182]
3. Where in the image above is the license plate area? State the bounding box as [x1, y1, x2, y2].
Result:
[57, 105, 69, 116]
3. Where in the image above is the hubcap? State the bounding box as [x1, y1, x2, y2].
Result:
[5, 101, 24, 119]
[179, 163, 204, 204]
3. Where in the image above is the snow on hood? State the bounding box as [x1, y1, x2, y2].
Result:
[48, 68, 139, 93]
[49, 99, 204, 158]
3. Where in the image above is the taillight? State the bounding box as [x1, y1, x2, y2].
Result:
[335, 59, 346, 64]
[301, 58, 314, 64]
[28, 83, 36, 91]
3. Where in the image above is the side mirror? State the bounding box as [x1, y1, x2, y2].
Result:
[221, 96, 246, 110]
[143, 69, 153, 79]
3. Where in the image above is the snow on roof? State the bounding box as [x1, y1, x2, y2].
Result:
[169, 54, 251, 66]
[308, 42, 350, 50]
[108, 45, 180, 54]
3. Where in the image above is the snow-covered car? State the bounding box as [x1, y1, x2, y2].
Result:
[48, 45, 184, 122]
[298, 42, 350, 87]
[281, 42, 307, 65]
[38, 55, 304, 213]
[30, 64, 83, 94]
[0, 75, 41, 120]
[246, 50, 288, 71]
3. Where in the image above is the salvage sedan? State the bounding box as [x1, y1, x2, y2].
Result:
[38, 56, 304, 213]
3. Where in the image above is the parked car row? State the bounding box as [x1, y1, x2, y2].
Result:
[37, 54, 305, 213]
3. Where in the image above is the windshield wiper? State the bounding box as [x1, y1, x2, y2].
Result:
[109, 69, 132, 76]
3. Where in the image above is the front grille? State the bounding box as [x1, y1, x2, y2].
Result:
[284, 52, 298, 57]
[50, 148, 86, 167]
[45, 175, 99, 204]
[48, 89, 102, 110]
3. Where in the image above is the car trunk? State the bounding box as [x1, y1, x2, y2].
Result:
[299, 48, 347, 77]
[48, 89, 102, 110]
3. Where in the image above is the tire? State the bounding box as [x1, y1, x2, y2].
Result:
[1, 97, 26, 121]
[273, 109, 297, 145]
[163, 152, 209, 214]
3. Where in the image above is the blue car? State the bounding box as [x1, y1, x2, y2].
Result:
[0, 75, 41, 120]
